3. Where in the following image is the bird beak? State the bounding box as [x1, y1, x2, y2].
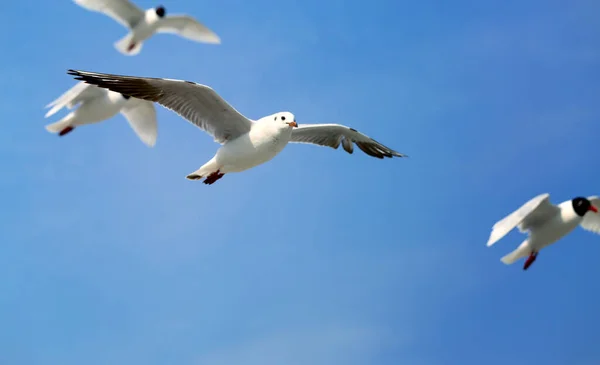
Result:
[287, 121, 298, 128]
[590, 205, 598, 213]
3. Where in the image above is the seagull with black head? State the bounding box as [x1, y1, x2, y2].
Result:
[487, 193, 600, 270]
[74, 0, 221, 55]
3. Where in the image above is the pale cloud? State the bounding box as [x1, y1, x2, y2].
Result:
[194, 324, 390, 365]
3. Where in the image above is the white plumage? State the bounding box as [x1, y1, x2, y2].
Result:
[67, 69, 406, 185]
[44, 81, 158, 147]
[73, 0, 220, 55]
[486, 193, 600, 270]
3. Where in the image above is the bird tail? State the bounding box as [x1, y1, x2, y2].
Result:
[500, 240, 531, 265]
[186, 158, 220, 180]
[114, 33, 143, 55]
[45, 114, 74, 133]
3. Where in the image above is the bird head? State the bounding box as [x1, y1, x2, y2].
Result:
[272, 112, 297, 129]
[572, 197, 598, 217]
[155, 6, 166, 18]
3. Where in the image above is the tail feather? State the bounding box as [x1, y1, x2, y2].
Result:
[114, 33, 143, 55]
[45, 115, 73, 134]
[500, 240, 531, 265]
[186, 159, 219, 181]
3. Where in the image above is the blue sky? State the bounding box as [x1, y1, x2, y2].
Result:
[1, 0, 600, 364]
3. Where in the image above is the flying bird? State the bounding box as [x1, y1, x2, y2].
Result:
[44, 81, 158, 147]
[67, 69, 406, 185]
[73, 0, 221, 55]
[486, 193, 600, 270]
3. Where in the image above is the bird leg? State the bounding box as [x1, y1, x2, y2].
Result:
[59, 126, 75, 136]
[203, 170, 225, 185]
[127, 43, 136, 52]
[523, 251, 538, 271]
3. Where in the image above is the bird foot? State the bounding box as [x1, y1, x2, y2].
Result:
[127, 43, 136, 52]
[203, 170, 225, 185]
[523, 252, 538, 271]
[59, 126, 74, 136]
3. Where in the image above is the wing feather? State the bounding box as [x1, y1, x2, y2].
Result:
[67, 69, 252, 144]
[289, 124, 406, 159]
[580, 196, 600, 234]
[120, 98, 158, 147]
[44, 82, 105, 118]
[73, 0, 144, 28]
[486, 193, 559, 247]
[157, 15, 221, 44]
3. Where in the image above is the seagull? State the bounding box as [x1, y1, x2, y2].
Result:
[73, 0, 221, 55]
[44, 81, 158, 147]
[486, 193, 600, 270]
[67, 69, 406, 185]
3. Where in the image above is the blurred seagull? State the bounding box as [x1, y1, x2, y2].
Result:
[73, 0, 221, 55]
[45, 81, 158, 147]
[486, 193, 600, 270]
[68, 69, 407, 185]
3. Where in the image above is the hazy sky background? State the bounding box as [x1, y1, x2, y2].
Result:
[1, 0, 600, 364]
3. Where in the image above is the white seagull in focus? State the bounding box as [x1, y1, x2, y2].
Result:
[73, 0, 221, 55]
[67, 69, 406, 185]
[44, 81, 158, 147]
[486, 193, 600, 270]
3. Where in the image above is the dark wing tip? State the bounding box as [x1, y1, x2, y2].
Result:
[372, 140, 408, 159]
[67, 69, 93, 83]
[67, 69, 85, 78]
[355, 140, 408, 159]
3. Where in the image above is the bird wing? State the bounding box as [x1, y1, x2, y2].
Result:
[289, 124, 406, 159]
[486, 193, 560, 247]
[580, 196, 600, 235]
[44, 82, 105, 118]
[156, 15, 221, 44]
[73, 0, 145, 28]
[120, 98, 158, 147]
[68, 69, 253, 144]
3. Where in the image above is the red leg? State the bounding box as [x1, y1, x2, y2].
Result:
[59, 126, 74, 136]
[203, 170, 225, 185]
[523, 251, 538, 271]
[127, 43, 136, 52]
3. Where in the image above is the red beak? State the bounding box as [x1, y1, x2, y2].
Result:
[287, 121, 298, 128]
[590, 205, 598, 213]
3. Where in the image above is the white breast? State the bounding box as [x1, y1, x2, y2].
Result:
[215, 123, 292, 173]
[530, 203, 582, 249]
[131, 10, 161, 38]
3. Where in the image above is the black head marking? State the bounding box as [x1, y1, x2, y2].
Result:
[572, 197, 592, 217]
[121, 94, 131, 100]
[155, 6, 166, 17]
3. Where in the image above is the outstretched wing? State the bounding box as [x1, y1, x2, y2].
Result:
[44, 82, 105, 118]
[73, 0, 145, 28]
[157, 15, 221, 44]
[68, 69, 253, 144]
[120, 98, 158, 147]
[486, 193, 559, 247]
[289, 124, 406, 159]
[580, 196, 600, 234]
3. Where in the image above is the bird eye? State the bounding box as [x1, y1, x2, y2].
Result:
[281, 116, 286, 121]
